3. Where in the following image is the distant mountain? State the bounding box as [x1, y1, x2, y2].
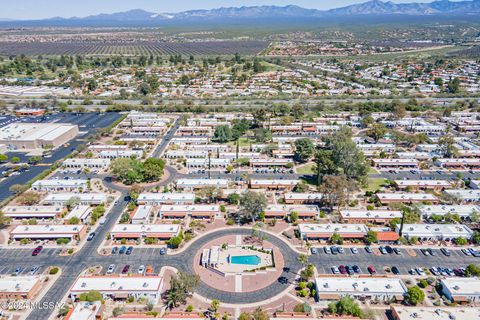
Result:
[3, 0, 480, 26]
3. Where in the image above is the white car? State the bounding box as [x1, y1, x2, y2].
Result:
[324, 247, 331, 254]
[462, 248, 472, 256]
[138, 265, 145, 274]
[107, 264, 115, 274]
[416, 268, 426, 276]
[331, 266, 340, 274]
[351, 248, 358, 254]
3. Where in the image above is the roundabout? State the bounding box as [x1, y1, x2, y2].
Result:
[174, 228, 303, 304]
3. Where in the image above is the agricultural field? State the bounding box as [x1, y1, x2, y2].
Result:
[0, 40, 270, 56]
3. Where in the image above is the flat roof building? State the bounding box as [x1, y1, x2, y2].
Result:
[298, 224, 369, 240]
[0, 123, 79, 150]
[137, 193, 196, 205]
[69, 276, 164, 304]
[110, 224, 180, 240]
[9, 224, 87, 241]
[375, 193, 439, 205]
[0, 275, 44, 300]
[175, 179, 229, 190]
[284, 193, 323, 204]
[158, 205, 220, 220]
[314, 277, 407, 301]
[2, 205, 65, 219]
[397, 224, 473, 241]
[42, 193, 107, 206]
[340, 209, 402, 224]
[250, 179, 299, 190]
[390, 306, 480, 320]
[32, 179, 88, 192]
[440, 278, 480, 302]
[419, 205, 480, 219]
[63, 158, 111, 169]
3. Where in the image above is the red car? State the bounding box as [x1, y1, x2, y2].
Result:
[32, 246, 43, 256]
[367, 265, 376, 274]
[122, 265, 130, 274]
[338, 265, 347, 274]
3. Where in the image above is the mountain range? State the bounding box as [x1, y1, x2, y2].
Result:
[4, 0, 480, 26]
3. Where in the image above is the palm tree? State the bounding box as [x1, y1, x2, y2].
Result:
[165, 290, 181, 309]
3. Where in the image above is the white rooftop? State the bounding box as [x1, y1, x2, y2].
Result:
[299, 223, 369, 235]
[315, 277, 407, 295]
[0, 275, 42, 294]
[391, 306, 480, 320]
[340, 209, 402, 219]
[440, 278, 480, 296]
[70, 276, 163, 293]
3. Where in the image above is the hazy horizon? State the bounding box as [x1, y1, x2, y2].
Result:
[1, 0, 448, 20]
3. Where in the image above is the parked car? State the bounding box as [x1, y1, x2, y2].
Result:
[365, 246, 373, 254]
[393, 248, 401, 255]
[430, 267, 439, 276]
[29, 266, 39, 275]
[367, 265, 376, 274]
[87, 232, 95, 241]
[379, 246, 387, 255]
[428, 248, 436, 256]
[125, 246, 133, 255]
[337, 247, 345, 254]
[14, 267, 23, 275]
[111, 247, 118, 254]
[346, 265, 354, 275]
[119, 246, 126, 254]
[391, 266, 400, 275]
[107, 264, 115, 274]
[160, 248, 166, 255]
[338, 265, 347, 274]
[331, 266, 340, 274]
[32, 246, 43, 256]
[416, 268, 426, 276]
[138, 265, 145, 274]
[310, 248, 318, 254]
[440, 248, 451, 256]
[421, 249, 430, 256]
[351, 248, 358, 254]
[462, 248, 472, 256]
[331, 246, 338, 255]
[122, 265, 130, 274]
[324, 247, 331, 254]
[352, 265, 361, 273]
[385, 246, 393, 254]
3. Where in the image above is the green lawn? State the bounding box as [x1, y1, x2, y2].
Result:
[227, 138, 256, 147]
[364, 178, 386, 192]
[296, 163, 316, 174]
[368, 167, 379, 174]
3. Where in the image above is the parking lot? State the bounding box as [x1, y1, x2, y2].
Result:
[310, 246, 480, 276]
[0, 112, 122, 202]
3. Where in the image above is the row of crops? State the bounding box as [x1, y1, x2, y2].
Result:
[0, 40, 270, 56]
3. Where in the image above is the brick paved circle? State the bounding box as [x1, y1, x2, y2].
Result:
[174, 228, 302, 304]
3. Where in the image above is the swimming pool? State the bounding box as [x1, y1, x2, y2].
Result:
[229, 255, 261, 265]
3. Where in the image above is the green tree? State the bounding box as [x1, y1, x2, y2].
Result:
[212, 125, 233, 143]
[68, 216, 80, 225]
[294, 138, 315, 163]
[65, 196, 81, 211]
[227, 193, 240, 205]
[364, 230, 377, 245]
[10, 156, 20, 163]
[314, 150, 338, 185]
[465, 264, 480, 277]
[239, 191, 267, 222]
[328, 296, 363, 317]
[406, 286, 425, 305]
[254, 128, 272, 143]
[0, 154, 8, 162]
[454, 237, 468, 245]
[438, 134, 458, 158]
[367, 123, 388, 142]
[164, 272, 200, 308]
[447, 77, 461, 94]
[297, 253, 309, 267]
[143, 158, 165, 182]
[17, 191, 41, 205]
[329, 233, 344, 245]
[210, 299, 220, 312]
[28, 156, 42, 164]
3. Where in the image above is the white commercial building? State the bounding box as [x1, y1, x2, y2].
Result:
[42, 193, 107, 206]
[137, 193, 196, 205]
[314, 277, 407, 301]
[298, 223, 369, 240]
[64, 205, 92, 224]
[2, 205, 65, 219]
[158, 205, 220, 220]
[0, 275, 44, 299]
[0, 123, 79, 150]
[440, 278, 480, 302]
[130, 205, 154, 224]
[175, 179, 229, 190]
[32, 179, 88, 192]
[110, 224, 180, 240]
[419, 205, 480, 219]
[340, 209, 402, 224]
[63, 158, 111, 169]
[9, 224, 86, 240]
[391, 306, 480, 320]
[69, 276, 164, 303]
[284, 193, 323, 204]
[397, 224, 474, 241]
[443, 189, 480, 203]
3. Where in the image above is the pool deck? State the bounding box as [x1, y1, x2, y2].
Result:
[194, 235, 285, 293]
[216, 247, 272, 274]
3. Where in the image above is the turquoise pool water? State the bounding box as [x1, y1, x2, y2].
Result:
[230, 255, 261, 265]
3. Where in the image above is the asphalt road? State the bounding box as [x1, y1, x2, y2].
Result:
[0, 112, 122, 202]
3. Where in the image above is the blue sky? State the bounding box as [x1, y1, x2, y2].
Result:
[4, 0, 435, 19]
